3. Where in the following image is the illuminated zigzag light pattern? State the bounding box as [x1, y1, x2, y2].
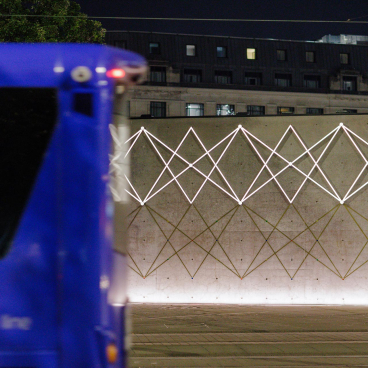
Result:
[112, 123, 368, 280]
[123, 123, 368, 205]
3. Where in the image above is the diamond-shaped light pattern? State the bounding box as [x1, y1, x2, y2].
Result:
[118, 123, 368, 280]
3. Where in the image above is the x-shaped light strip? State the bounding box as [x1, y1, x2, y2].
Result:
[122, 123, 368, 205]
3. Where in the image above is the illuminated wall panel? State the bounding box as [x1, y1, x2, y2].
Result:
[115, 115, 368, 304]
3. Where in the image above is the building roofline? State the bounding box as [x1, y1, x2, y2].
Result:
[105, 30, 368, 46]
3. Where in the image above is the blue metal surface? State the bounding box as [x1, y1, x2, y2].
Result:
[0, 44, 145, 367]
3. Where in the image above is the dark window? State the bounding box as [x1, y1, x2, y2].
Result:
[217, 46, 227, 58]
[150, 102, 166, 117]
[306, 108, 323, 115]
[343, 76, 357, 91]
[186, 45, 196, 56]
[277, 49, 287, 61]
[277, 107, 295, 115]
[186, 103, 204, 116]
[340, 53, 350, 64]
[149, 42, 160, 54]
[114, 40, 126, 49]
[306, 51, 315, 63]
[150, 66, 166, 83]
[215, 70, 232, 84]
[73, 93, 93, 116]
[303, 75, 321, 88]
[275, 73, 292, 87]
[247, 105, 265, 115]
[183, 69, 202, 83]
[0, 88, 57, 258]
[217, 104, 235, 116]
[247, 48, 256, 60]
[244, 72, 262, 85]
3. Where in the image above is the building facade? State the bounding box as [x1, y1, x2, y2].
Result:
[106, 31, 368, 118]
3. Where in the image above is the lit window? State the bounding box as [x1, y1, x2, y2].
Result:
[275, 73, 292, 87]
[149, 42, 160, 54]
[277, 107, 294, 115]
[340, 53, 349, 64]
[247, 48, 256, 60]
[244, 72, 262, 85]
[306, 51, 315, 63]
[336, 109, 357, 114]
[150, 66, 166, 83]
[343, 76, 357, 91]
[150, 102, 166, 117]
[214, 70, 232, 84]
[303, 75, 321, 88]
[186, 103, 204, 116]
[217, 104, 235, 116]
[247, 105, 265, 115]
[183, 69, 202, 83]
[217, 46, 227, 58]
[277, 49, 286, 61]
[306, 108, 323, 115]
[186, 45, 196, 56]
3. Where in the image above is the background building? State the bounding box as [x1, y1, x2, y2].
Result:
[106, 31, 368, 118]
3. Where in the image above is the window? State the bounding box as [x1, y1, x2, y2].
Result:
[186, 45, 196, 56]
[303, 75, 321, 89]
[306, 108, 323, 115]
[275, 73, 292, 87]
[215, 70, 232, 84]
[217, 104, 235, 116]
[217, 46, 227, 58]
[186, 103, 204, 116]
[149, 42, 160, 54]
[244, 72, 262, 85]
[343, 76, 357, 91]
[150, 102, 166, 117]
[277, 107, 295, 115]
[0, 88, 57, 258]
[306, 51, 315, 63]
[247, 105, 265, 115]
[336, 109, 357, 114]
[277, 49, 287, 61]
[150, 66, 166, 83]
[114, 40, 126, 49]
[340, 53, 350, 64]
[247, 48, 256, 60]
[183, 69, 202, 83]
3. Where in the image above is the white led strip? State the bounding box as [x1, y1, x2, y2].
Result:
[121, 123, 368, 205]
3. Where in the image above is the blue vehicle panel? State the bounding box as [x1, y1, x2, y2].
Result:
[0, 44, 146, 367]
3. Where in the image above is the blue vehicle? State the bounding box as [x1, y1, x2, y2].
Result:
[0, 44, 146, 367]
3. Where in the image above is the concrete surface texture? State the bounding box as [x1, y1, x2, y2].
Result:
[129, 303, 368, 367]
[121, 114, 368, 304]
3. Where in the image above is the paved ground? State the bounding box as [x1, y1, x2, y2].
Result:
[129, 304, 368, 367]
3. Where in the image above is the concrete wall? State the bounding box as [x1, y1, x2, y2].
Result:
[127, 86, 368, 117]
[120, 114, 368, 304]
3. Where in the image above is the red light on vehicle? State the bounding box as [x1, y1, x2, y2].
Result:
[106, 69, 126, 78]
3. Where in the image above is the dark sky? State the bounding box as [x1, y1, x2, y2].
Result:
[75, 0, 368, 41]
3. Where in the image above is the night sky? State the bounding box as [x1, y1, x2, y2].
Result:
[74, 0, 368, 41]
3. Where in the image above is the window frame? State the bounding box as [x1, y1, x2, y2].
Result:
[216, 104, 235, 116]
[306, 108, 323, 115]
[244, 72, 262, 86]
[306, 51, 316, 63]
[246, 48, 256, 60]
[303, 74, 321, 89]
[277, 107, 295, 115]
[150, 101, 166, 118]
[186, 44, 196, 56]
[214, 70, 232, 84]
[340, 53, 350, 65]
[275, 73, 292, 87]
[277, 49, 287, 61]
[183, 69, 202, 83]
[150, 66, 166, 83]
[186, 103, 204, 116]
[247, 105, 265, 116]
[216, 46, 227, 58]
